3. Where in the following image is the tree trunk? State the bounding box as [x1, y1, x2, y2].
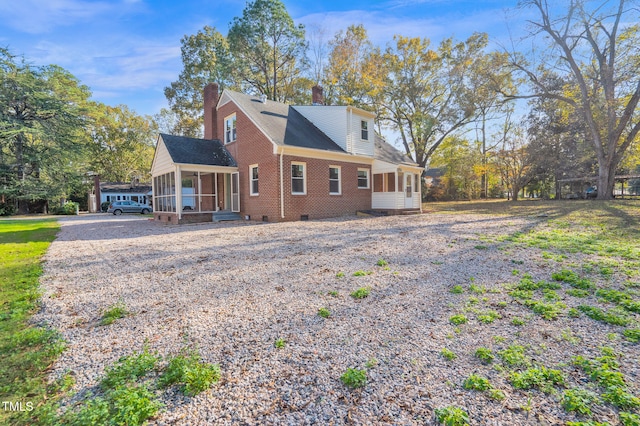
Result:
[596, 160, 616, 200]
[511, 184, 520, 201]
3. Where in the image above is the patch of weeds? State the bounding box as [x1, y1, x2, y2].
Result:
[498, 344, 530, 368]
[318, 308, 331, 318]
[562, 388, 599, 416]
[469, 284, 485, 294]
[340, 368, 367, 389]
[511, 260, 524, 265]
[543, 289, 560, 301]
[622, 328, 640, 343]
[376, 258, 388, 267]
[474, 347, 494, 364]
[509, 289, 534, 300]
[515, 274, 561, 291]
[350, 287, 370, 299]
[365, 357, 378, 368]
[552, 269, 596, 291]
[488, 388, 506, 401]
[524, 299, 566, 320]
[607, 333, 618, 341]
[101, 347, 160, 390]
[511, 317, 526, 326]
[474, 245, 488, 250]
[496, 301, 508, 308]
[327, 290, 339, 297]
[577, 305, 630, 326]
[602, 387, 640, 411]
[352, 270, 372, 277]
[441, 348, 457, 361]
[512, 269, 520, 276]
[336, 272, 345, 278]
[463, 374, 492, 391]
[573, 347, 640, 411]
[560, 328, 580, 345]
[100, 300, 128, 326]
[158, 348, 221, 396]
[620, 412, 640, 426]
[434, 406, 470, 426]
[274, 338, 286, 349]
[566, 421, 611, 426]
[65, 384, 163, 426]
[450, 285, 464, 294]
[449, 314, 468, 326]
[466, 296, 479, 305]
[569, 308, 581, 318]
[477, 310, 501, 324]
[596, 288, 632, 304]
[493, 336, 507, 344]
[567, 289, 591, 298]
[600, 266, 614, 278]
[509, 366, 565, 393]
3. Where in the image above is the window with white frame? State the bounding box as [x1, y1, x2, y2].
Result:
[225, 114, 237, 144]
[361, 120, 369, 140]
[291, 162, 306, 194]
[329, 166, 341, 195]
[250, 164, 259, 195]
[357, 168, 370, 189]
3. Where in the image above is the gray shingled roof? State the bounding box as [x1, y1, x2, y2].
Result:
[225, 90, 345, 152]
[374, 135, 418, 166]
[100, 183, 152, 193]
[160, 134, 237, 167]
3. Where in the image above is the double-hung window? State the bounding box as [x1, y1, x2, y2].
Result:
[357, 168, 370, 189]
[361, 120, 369, 140]
[291, 162, 306, 194]
[329, 166, 341, 195]
[225, 114, 236, 144]
[249, 165, 259, 195]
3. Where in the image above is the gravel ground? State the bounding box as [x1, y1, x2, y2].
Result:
[34, 213, 640, 425]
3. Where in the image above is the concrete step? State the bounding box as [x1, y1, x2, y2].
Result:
[212, 211, 242, 222]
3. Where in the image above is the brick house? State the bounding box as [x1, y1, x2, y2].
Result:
[151, 84, 422, 224]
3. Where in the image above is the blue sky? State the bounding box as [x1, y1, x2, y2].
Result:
[0, 0, 531, 117]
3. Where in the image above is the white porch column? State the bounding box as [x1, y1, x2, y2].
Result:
[176, 165, 182, 220]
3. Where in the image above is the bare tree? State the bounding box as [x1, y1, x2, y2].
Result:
[511, 0, 640, 199]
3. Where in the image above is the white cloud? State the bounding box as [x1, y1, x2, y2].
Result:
[0, 0, 135, 34]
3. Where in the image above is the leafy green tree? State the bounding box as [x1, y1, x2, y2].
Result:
[228, 0, 307, 102]
[0, 49, 90, 213]
[514, 0, 640, 199]
[164, 26, 233, 137]
[378, 33, 489, 168]
[87, 103, 157, 183]
[429, 136, 482, 200]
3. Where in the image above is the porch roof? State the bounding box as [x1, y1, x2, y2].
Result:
[160, 134, 237, 167]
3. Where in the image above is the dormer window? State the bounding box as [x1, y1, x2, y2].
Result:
[225, 114, 237, 144]
[361, 120, 369, 140]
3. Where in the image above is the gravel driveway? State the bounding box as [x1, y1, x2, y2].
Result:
[35, 213, 636, 425]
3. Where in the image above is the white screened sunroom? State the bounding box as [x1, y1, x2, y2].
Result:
[151, 134, 238, 223]
[371, 160, 422, 211]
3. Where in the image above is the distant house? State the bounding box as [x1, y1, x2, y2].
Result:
[150, 84, 422, 224]
[98, 183, 152, 209]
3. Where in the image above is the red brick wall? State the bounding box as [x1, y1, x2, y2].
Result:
[216, 97, 372, 221]
[281, 155, 371, 220]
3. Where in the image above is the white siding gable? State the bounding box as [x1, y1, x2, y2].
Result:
[294, 106, 348, 151]
[294, 105, 375, 157]
[151, 136, 174, 176]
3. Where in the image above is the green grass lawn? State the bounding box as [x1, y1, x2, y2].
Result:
[0, 218, 67, 426]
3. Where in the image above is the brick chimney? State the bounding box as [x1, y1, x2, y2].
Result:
[312, 85, 324, 105]
[203, 83, 219, 139]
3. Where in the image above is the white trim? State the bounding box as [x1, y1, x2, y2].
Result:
[357, 168, 370, 189]
[249, 164, 259, 196]
[291, 161, 307, 195]
[224, 113, 237, 144]
[329, 165, 341, 195]
[278, 145, 374, 164]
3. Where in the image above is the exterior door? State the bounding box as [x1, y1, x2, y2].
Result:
[231, 172, 240, 212]
[405, 173, 413, 208]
